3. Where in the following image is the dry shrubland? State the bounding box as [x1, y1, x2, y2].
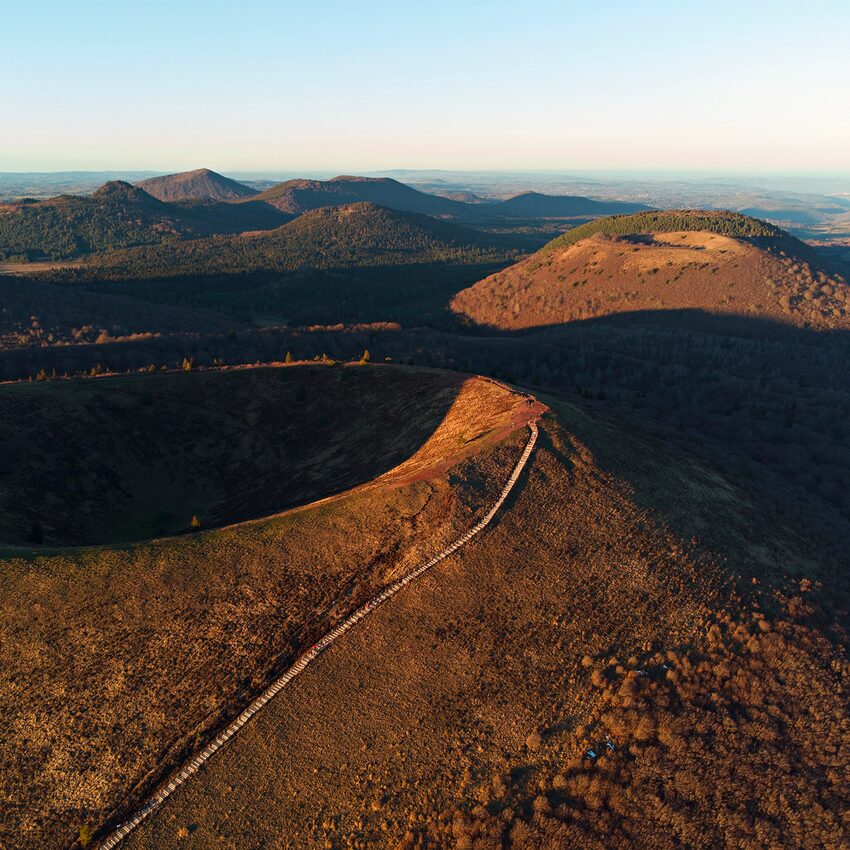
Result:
[0, 368, 531, 850]
[425, 605, 850, 850]
[118, 401, 775, 850]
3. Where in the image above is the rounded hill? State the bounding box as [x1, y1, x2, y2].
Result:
[278, 201, 502, 255]
[451, 210, 850, 330]
[494, 191, 651, 218]
[138, 168, 258, 203]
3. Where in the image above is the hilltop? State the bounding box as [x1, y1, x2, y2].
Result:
[138, 168, 258, 202]
[493, 191, 651, 217]
[244, 175, 491, 221]
[452, 210, 850, 330]
[0, 181, 288, 260]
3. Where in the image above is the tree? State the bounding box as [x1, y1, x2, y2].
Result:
[78, 825, 94, 848]
[28, 521, 43, 544]
[285, 351, 294, 364]
[190, 515, 201, 529]
[182, 357, 193, 372]
[359, 349, 371, 364]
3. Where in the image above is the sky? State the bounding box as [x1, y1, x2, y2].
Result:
[3, 0, 849, 173]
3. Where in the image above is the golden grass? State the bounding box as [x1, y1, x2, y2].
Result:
[0, 367, 531, 850]
[452, 231, 850, 330]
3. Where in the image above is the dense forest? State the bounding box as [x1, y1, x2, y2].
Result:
[0, 182, 288, 261]
[79, 202, 515, 279]
[15, 204, 519, 330]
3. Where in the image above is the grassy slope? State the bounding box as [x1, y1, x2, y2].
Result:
[121, 392, 850, 850]
[1, 361, 847, 850]
[451, 211, 850, 330]
[0, 366, 533, 850]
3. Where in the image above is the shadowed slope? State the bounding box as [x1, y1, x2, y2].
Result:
[0, 364, 483, 546]
[0, 274, 241, 350]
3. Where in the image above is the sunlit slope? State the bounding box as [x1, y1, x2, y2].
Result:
[0, 366, 535, 850]
[452, 210, 850, 329]
[123, 392, 850, 850]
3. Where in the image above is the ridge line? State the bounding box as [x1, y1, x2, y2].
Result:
[97, 417, 539, 849]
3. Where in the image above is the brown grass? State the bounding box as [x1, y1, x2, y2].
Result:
[119, 396, 750, 850]
[0, 367, 531, 850]
[117, 392, 848, 850]
[452, 230, 850, 330]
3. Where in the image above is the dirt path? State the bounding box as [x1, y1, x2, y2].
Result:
[96, 418, 540, 849]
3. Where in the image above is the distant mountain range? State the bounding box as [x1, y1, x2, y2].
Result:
[0, 169, 662, 261]
[139, 168, 259, 202]
[242, 175, 651, 222]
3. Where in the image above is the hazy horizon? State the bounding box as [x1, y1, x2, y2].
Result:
[4, 0, 849, 173]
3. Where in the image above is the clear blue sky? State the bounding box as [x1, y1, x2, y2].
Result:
[3, 0, 849, 172]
